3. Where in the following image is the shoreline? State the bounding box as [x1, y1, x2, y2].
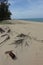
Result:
[8, 20, 43, 24]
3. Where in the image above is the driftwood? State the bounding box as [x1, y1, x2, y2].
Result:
[25, 41, 29, 47]
[0, 28, 5, 33]
[0, 26, 11, 47]
[5, 50, 17, 60]
[1, 34, 8, 37]
[7, 29, 11, 33]
[10, 39, 24, 48]
[17, 33, 28, 38]
[0, 35, 10, 47]
[10, 33, 29, 48]
[14, 39, 24, 44]
[10, 39, 24, 46]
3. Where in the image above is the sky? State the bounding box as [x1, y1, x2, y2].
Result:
[0, 0, 43, 19]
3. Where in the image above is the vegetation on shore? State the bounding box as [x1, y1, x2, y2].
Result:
[0, 0, 11, 23]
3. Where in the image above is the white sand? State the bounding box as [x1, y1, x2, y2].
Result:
[0, 20, 43, 65]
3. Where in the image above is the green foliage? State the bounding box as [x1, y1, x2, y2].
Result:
[0, 0, 11, 21]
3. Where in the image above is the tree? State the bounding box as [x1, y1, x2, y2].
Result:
[0, 0, 11, 21]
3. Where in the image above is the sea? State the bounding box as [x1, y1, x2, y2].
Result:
[19, 18, 43, 22]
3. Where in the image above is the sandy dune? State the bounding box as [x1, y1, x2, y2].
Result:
[0, 20, 43, 65]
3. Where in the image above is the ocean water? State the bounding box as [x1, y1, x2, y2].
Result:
[19, 18, 43, 22]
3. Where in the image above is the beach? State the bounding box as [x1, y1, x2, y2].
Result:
[0, 20, 43, 65]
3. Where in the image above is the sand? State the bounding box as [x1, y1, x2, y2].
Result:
[0, 20, 43, 65]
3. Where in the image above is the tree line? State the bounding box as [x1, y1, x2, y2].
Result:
[0, 0, 11, 21]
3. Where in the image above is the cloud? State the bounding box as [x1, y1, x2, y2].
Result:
[8, 0, 43, 19]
